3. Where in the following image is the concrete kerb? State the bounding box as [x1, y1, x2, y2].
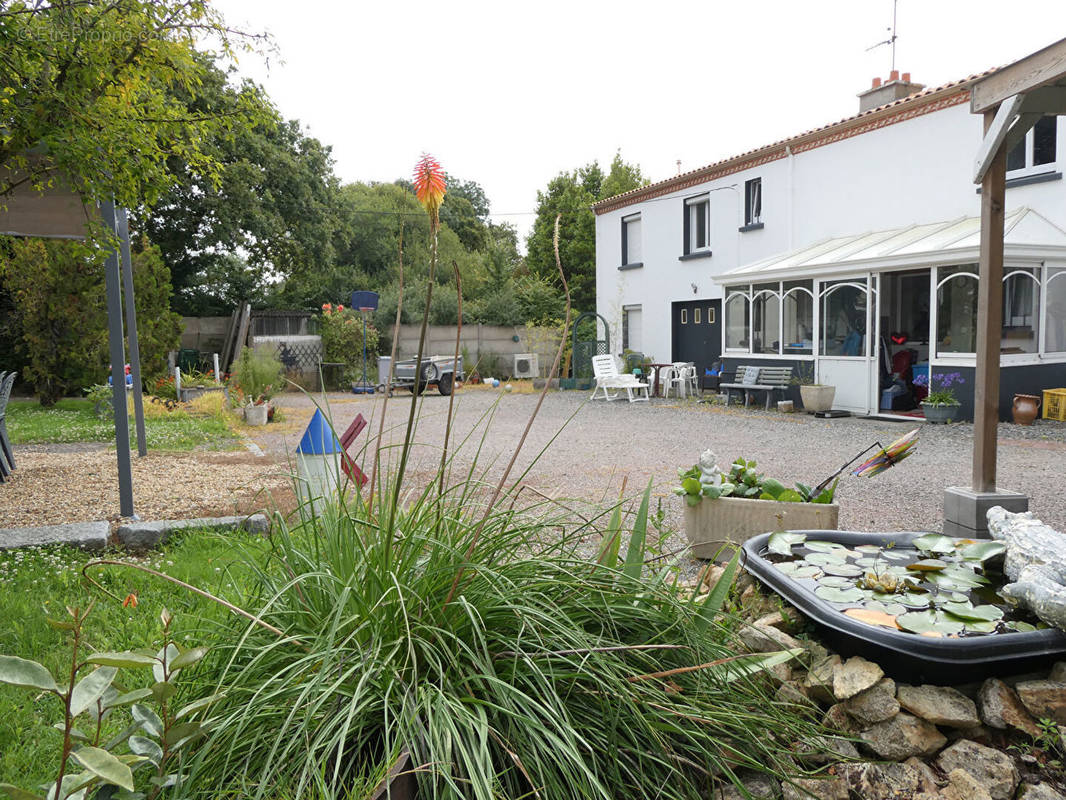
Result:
[0, 521, 109, 550]
[116, 514, 271, 549]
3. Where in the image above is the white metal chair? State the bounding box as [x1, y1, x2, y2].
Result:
[590, 354, 650, 403]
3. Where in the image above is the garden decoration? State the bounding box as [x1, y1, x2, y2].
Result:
[296, 409, 367, 513]
[350, 290, 379, 394]
[808, 427, 919, 500]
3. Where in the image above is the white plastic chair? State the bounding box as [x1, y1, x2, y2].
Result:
[589, 354, 649, 403]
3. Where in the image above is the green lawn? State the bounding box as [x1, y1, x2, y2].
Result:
[7, 397, 240, 451]
[0, 531, 269, 789]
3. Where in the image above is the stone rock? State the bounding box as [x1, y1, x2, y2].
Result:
[776, 681, 817, 711]
[1049, 662, 1066, 683]
[945, 723, 991, 742]
[822, 703, 857, 734]
[979, 678, 1041, 737]
[1018, 782, 1066, 800]
[940, 768, 993, 800]
[897, 683, 981, 729]
[699, 562, 727, 591]
[903, 756, 941, 795]
[1016, 680, 1066, 725]
[0, 520, 108, 550]
[713, 770, 780, 799]
[781, 776, 848, 800]
[791, 735, 859, 766]
[738, 622, 802, 655]
[859, 712, 947, 761]
[936, 739, 1019, 800]
[804, 655, 840, 705]
[839, 761, 920, 799]
[833, 656, 883, 701]
[116, 513, 270, 549]
[754, 611, 789, 631]
[843, 677, 899, 726]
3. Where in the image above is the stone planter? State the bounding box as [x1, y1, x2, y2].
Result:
[683, 495, 839, 560]
[800, 384, 836, 413]
[245, 403, 269, 426]
[921, 401, 959, 425]
[178, 384, 224, 403]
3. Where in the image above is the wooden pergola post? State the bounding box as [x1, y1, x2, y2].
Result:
[971, 109, 1007, 493]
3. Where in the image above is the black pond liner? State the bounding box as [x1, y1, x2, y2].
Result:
[742, 530, 1066, 684]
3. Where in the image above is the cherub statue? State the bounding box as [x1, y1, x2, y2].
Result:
[698, 449, 723, 486]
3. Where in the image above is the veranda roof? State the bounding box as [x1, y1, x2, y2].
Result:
[715, 207, 1066, 284]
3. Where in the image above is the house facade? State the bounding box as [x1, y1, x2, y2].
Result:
[593, 71, 1066, 419]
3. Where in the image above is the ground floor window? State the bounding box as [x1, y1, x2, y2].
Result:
[622, 304, 642, 352]
[782, 281, 814, 355]
[1002, 268, 1040, 354]
[752, 283, 779, 354]
[724, 280, 812, 354]
[1048, 268, 1066, 353]
[820, 280, 868, 357]
[724, 292, 749, 350]
[936, 266, 979, 355]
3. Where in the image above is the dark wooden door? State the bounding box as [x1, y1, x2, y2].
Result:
[671, 299, 722, 379]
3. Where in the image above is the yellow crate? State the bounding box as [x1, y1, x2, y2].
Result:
[1044, 388, 1066, 421]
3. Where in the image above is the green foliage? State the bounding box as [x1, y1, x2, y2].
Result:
[526, 152, 646, 312]
[318, 305, 379, 382]
[0, 602, 215, 800]
[0, 237, 181, 405]
[0, 1, 268, 211]
[674, 458, 836, 505]
[231, 347, 284, 405]
[180, 476, 817, 798]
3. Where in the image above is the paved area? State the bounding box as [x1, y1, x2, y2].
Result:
[254, 386, 1066, 542]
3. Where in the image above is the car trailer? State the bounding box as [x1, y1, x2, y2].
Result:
[376, 355, 463, 396]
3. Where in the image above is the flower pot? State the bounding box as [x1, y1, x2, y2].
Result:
[683, 495, 839, 560]
[799, 384, 835, 413]
[921, 401, 959, 425]
[1012, 394, 1041, 426]
[178, 385, 224, 403]
[245, 403, 269, 426]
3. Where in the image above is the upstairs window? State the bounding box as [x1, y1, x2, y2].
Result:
[683, 195, 709, 255]
[621, 213, 642, 266]
[744, 178, 762, 226]
[1006, 116, 1057, 174]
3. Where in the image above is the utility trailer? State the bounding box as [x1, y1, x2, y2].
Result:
[377, 355, 463, 396]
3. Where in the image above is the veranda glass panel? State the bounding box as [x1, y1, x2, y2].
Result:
[725, 293, 750, 350]
[1047, 268, 1066, 353]
[937, 266, 979, 355]
[782, 280, 814, 355]
[752, 283, 780, 354]
[820, 280, 867, 357]
[1002, 269, 1040, 355]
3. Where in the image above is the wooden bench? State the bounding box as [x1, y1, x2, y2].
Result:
[720, 365, 794, 410]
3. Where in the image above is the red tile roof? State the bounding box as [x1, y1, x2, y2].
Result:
[592, 69, 999, 215]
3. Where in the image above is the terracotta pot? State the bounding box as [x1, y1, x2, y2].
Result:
[1012, 393, 1041, 426]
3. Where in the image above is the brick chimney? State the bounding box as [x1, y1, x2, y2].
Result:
[857, 71, 925, 112]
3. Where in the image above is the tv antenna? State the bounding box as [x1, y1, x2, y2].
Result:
[866, 0, 899, 73]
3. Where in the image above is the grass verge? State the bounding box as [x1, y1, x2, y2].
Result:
[7, 397, 240, 451]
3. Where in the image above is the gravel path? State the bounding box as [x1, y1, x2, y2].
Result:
[256, 387, 1066, 544]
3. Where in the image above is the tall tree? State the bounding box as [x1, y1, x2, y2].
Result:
[0, 1, 267, 210]
[139, 57, 339, 315]
[526, 154, 646, 313]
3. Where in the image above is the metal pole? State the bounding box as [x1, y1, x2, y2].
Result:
[972, 108, 1007, 493]
[101, 200, 135, 518]
[117, 207, 147, 457]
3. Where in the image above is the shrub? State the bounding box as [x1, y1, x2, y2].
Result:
[319, 303, 380, 383]
[230, 347, 284, 405]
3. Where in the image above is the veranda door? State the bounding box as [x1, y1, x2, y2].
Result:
[816, 275, 878, 414]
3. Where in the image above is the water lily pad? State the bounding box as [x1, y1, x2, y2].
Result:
[855, 557, 885, 567]
[897, 609, 965, 636]
[1007, 620, 1037, 633]
[814, 585, 865, 604]
[912, 534, 958, 554]
[821, 564, 864, 577]
[844, 608, 901, 629]
[941, 602, 1004, 622]
[818, 576, 856, 588]
[855, 544, 885, 554]
[879, 550, 913, 561]
[896, 592, 933, 609]
[767, 531, 807, 557]
[907, 559, 948, 572]
[865, 600, 907, 616]
[960, 541, 1008, 562]
[958, 618, 999, 633]
[806, 551, 847, 566]
[804, 540, 846, 553]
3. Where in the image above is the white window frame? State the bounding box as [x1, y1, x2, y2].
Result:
[621, 213, 642, 266]
[683, 194, 710, 255]
[744, 178, 762, 226]
[1006, 116, 1060, 179]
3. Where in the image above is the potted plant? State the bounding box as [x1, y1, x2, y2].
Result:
[916, 371, 963, 424]
[232, 346, 284, 426]
[675, 452, 839, 559]
[791, 362, 835, 413]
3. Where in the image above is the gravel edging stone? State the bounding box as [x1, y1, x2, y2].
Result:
[0, 521, 109, 550]
[116, 514, 270, 549]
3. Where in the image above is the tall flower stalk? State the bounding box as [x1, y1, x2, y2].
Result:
[387, 154, 446, 543]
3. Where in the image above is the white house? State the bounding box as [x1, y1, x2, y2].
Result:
[593, 70, 1066, 419]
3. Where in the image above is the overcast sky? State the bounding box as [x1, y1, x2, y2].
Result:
[213, 0, 1066, 244]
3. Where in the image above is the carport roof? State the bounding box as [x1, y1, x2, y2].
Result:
[714, 207, 1066, 284]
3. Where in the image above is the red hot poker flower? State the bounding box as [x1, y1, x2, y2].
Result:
[413, 153, 446, 219]
[123, 593, 138, 608]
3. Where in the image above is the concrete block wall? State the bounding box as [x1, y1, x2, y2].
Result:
[391, 324, 564, 377]
[180, 316, 229, 354]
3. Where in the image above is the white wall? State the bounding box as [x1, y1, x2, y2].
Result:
[596, 100, 1066, 364]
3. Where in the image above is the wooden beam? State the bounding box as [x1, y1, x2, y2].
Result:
[1020, 83, 1066, 113]
[972, 37, 1066, 113]
[972, 109, 1007, 494]
[974, 94, 1024, 183]
[1004, 111, 1043, 152]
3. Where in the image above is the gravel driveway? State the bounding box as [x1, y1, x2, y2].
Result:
[258, 387, 1066, 544]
